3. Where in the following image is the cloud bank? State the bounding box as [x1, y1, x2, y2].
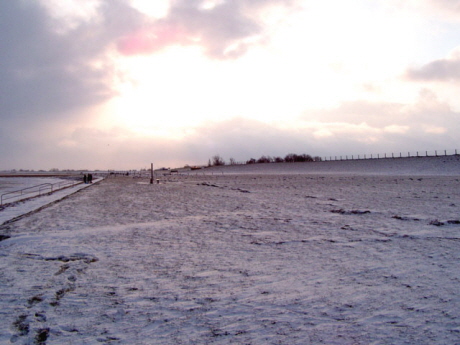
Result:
[0, 1, 144, 125]
[117, 0, 295, 59]
[406, 54, 460, 82]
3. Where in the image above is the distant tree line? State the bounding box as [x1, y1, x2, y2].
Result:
[208, 153, 322, 166]
[246, 153, 322, 164]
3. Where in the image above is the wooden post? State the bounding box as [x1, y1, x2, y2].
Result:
[150, 163, 153, 184]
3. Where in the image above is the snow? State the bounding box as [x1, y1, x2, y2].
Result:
[198, 155, 460, 176]
[1, 158, 460, 344]
[0, 177, 75, 195]
[0, 178, 103, 226]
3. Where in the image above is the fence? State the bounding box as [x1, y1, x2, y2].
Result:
[323, 149, 458, 162]
[1, 179, 82, 206]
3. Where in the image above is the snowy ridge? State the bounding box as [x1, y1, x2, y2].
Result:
[201, 155, 460, 176]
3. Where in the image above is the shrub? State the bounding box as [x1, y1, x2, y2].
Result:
[211, 155, 225, 166]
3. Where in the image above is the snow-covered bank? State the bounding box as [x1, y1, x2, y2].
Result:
[0, 178, 103, 226]
[199, 155, 460, 176]
[0, 177, 76, 195]
[0, 164, 460, 344]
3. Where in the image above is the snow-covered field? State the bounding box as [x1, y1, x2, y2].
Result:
[1, 157, 460, 344]
[0, 177, 81, 205]
[0, 179, 103, 226]
[0, 177, 72, 194]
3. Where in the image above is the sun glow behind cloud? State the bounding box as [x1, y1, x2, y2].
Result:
[104, 46, 324, 137]
[101, 0, 429, 141]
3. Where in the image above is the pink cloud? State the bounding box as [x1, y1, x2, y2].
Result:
[117, 24, 188, 55]
[116, 0, 296, 59]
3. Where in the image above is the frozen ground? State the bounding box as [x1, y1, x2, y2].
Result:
[0, 178, 76, 195]
[199, 155, 460, 176]
[0, 177, 83, 207]
[0, 179, 103, 226]
[0, 158, 460, 344]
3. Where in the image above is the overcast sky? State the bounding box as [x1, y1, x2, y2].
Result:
[1, 0, 460, 170]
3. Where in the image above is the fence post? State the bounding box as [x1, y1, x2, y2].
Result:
[150, 163, 153, 184]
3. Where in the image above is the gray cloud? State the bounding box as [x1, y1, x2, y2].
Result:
[406, 57, 460, 81]
[0, 1, 143, 124]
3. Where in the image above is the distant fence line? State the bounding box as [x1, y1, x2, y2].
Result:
[322, 149, 458, 162]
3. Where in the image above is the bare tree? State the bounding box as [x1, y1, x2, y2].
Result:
[212, 154, 225, 166]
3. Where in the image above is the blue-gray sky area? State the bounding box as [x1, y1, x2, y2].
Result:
[1, 0, 460, 170]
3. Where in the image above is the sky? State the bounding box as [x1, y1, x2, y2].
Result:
[1, 0, 460, 170]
